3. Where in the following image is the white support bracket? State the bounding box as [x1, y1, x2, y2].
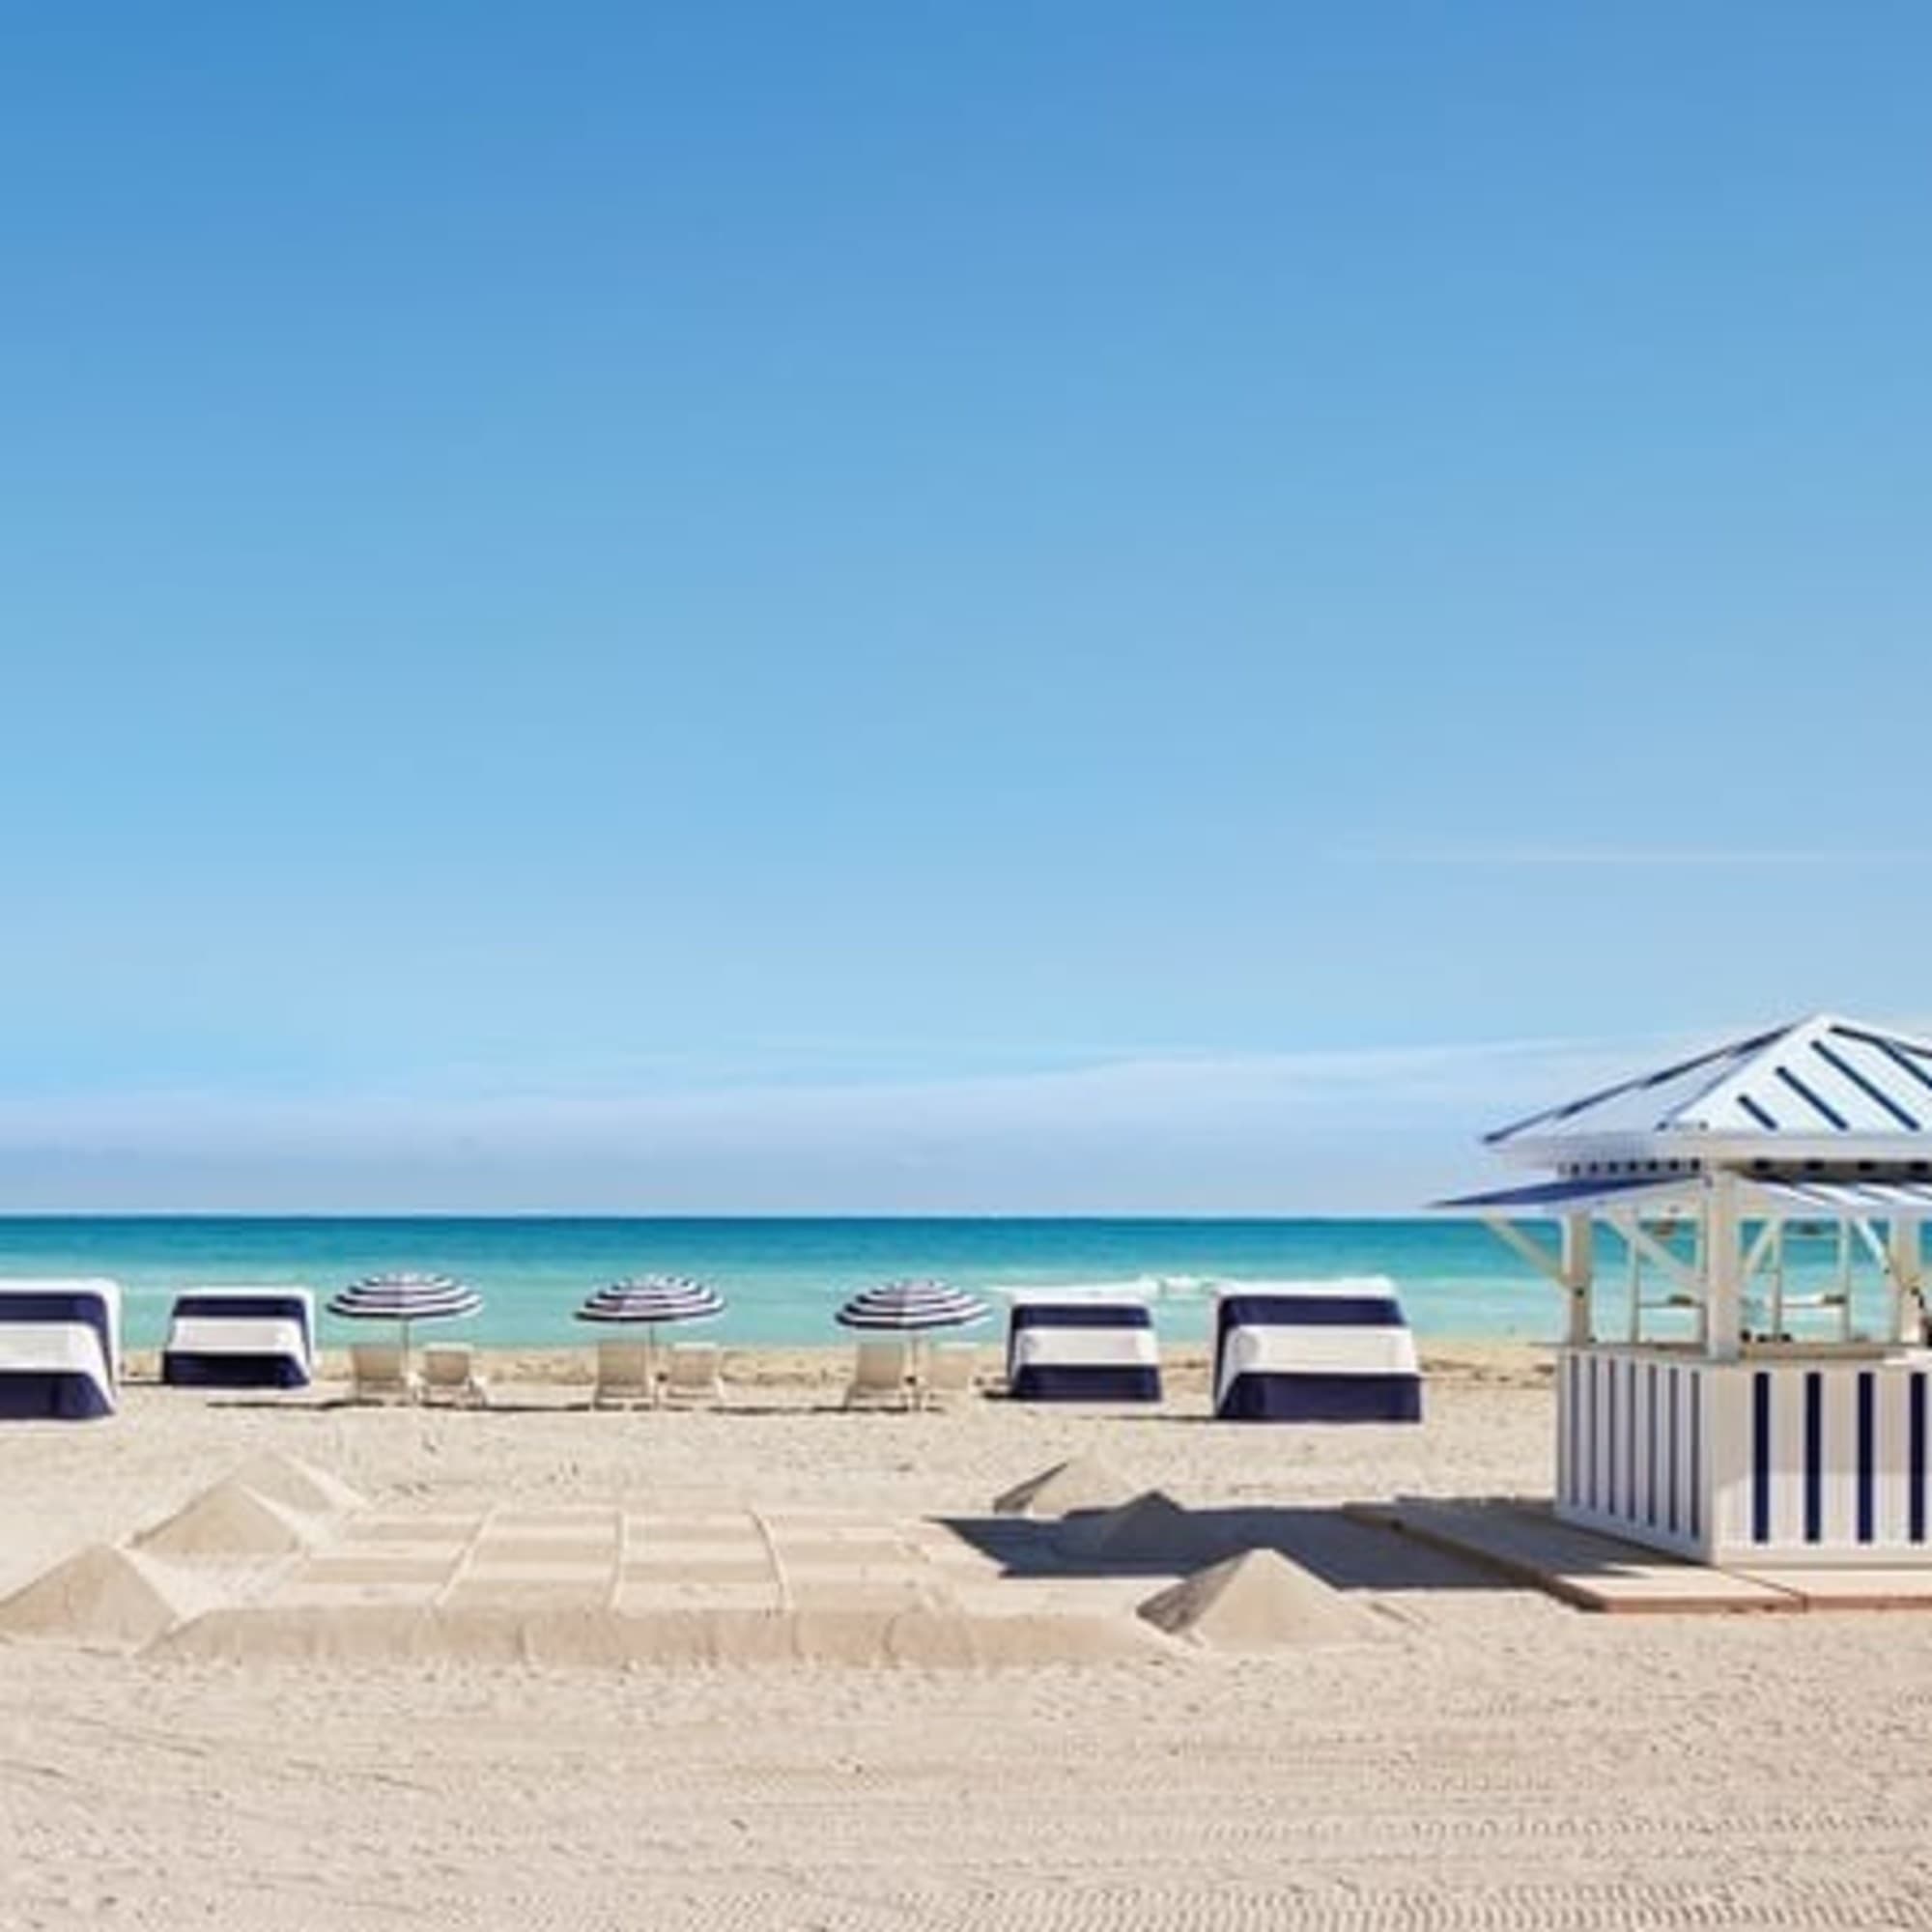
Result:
[1482, 1215, 1565, 1287]
[1607, 1211, 1703, 1295]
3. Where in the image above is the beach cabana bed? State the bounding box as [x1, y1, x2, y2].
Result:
[1211, 1279, 1422, 1422]
[1443, 1012, 1932, 1567]
[0, 1278, 122, 1420]
[1005, 1291, 1161, 1403]
[161, 1286, 316, 1389]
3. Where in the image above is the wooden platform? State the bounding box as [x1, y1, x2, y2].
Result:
[1348, 1498, 1807, 1614]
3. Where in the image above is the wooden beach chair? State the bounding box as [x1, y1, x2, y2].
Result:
[844, 1338, 915, 1411]
[348, 1342, 420, 1406]
[920, 1341, 980, 1409]
[661, 1341, 724, 1407]
[420, 1343, 489, 1408]
[592, 1340, 655, 1408]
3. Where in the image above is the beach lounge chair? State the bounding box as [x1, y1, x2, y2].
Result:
[592, 1340, 655, 1408]
[661, 1341, 724, 1407]
[844, 1338, 915, 1410]
[348, 1342, 420, 1406]
[420, 1343, 489, 1408]
[921, 1342, 980, 1408]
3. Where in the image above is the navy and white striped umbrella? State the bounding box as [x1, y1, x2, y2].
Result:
[327, 1272, 482, 1376]
[328, 1272, 483, 1323]
[836, 1279, 988, 1332]
[575, 1276, 724, 1325]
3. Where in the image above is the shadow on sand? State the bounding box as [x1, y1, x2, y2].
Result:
[937, 1500, 1512, 1594]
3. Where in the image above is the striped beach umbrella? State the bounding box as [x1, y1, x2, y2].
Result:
[328, 1272, 482, 1373]
[575, 1275, 724, 1326]
[575, 1275, 724, 1391]
[836, 1279, 988, 1332]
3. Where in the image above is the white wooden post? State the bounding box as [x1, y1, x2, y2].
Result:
[1560, 1213, 1594, 1345]
[1705, 1173, 1743, 1363]
[1890, 1217, 1925, 1345]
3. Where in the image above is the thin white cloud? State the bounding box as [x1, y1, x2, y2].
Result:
[0, 1033, 1671, 1214]
[1333, 843, 1932, 868]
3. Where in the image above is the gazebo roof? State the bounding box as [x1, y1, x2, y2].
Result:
[1485, 1012, 1932, 1166]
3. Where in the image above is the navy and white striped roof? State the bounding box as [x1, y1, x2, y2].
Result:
[576, 1276, 724, 1324]
[836, 1279, 988, 1331]
[327, 1272, 483, 1321]
[1487, 1013, 1932, 1154]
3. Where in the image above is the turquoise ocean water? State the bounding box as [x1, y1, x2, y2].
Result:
[0, 1217, 1881, 1351]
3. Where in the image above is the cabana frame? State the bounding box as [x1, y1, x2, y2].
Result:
[1444, 1013, 1932, 1565]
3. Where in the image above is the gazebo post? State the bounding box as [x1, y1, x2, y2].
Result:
[1560, 1213, 1594, 1345]
[1889, 1217, 1925, 1345]
[1704, 1173, 1743, 1363]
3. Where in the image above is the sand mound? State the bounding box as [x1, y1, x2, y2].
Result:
[1137, 1548, 1381, 1649]
[993, 1455, 1140, 1519]
[156, 1604, 1164, 1669]
[1053, 1490, 1212, 1567]
[0, 1544, 209, 1648]
[224, 1452, 363, 1518]
[134, 1479, 322, 1559]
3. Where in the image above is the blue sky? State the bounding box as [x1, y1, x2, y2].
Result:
[4, 5, 1930, 1210]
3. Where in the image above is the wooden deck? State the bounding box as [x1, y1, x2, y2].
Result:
[1347, 1498, 1932, 1614]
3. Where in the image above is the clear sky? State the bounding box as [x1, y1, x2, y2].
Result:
[4, 5, 1930, 1211]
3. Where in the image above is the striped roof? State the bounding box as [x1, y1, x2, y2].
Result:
[1488, 1013, 1932, 1151]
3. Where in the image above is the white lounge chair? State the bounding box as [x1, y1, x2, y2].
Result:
[921, 1342, 980, 1409]
[593, 1340, 655, 1408]
[348, 1342, 420, 1406]
[844, 1338, 915, 1410]
[661, 1341, 724, 1406]
[420, 1343, 489, 1408]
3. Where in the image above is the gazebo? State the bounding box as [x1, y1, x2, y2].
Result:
[1443, 1012, 1932, 1565]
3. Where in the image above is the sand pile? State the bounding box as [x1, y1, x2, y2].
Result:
[134, 1478, 323, 1559]
[225, 1452, 364, 1518]
[993, 1455, 1139, 1519]
[1053, 1490, 1214, 1567]
[0, 1544, 212, 1649]
[1137, 1548, 1382, 1649]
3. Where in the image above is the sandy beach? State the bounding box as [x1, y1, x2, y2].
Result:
[4, 1344, 1932, 1930]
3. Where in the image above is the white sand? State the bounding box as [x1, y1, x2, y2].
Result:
[6, 1343, 1932, 1927]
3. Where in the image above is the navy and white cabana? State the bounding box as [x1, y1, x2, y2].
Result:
[1212, 1279, 1422, 1422]
[0, 1279, 122, 1421]
[161, 1286, 316, 1390]
[1442, 1011, 1932, 1566]
[1005, 1290, 1162, 1403]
